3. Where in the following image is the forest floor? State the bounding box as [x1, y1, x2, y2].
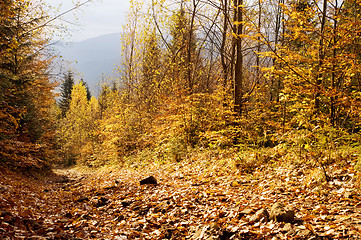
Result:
[1, 156, 361, 239]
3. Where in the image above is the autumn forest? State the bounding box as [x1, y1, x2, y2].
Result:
[1, 0, 361, 239]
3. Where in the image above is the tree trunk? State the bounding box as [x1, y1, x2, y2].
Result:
[234, 0, 243, 115]
[256, 0, 261, 85]
[315, 0, 327, 110]
[221, 0, 229, 89]
[186, 0, 198, 95]
[330, 4, 338, 126]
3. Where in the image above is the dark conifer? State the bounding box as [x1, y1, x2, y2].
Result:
[59, 71, 75, 117]
[80, 79, 92, 101]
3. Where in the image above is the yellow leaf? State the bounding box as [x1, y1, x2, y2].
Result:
[231, 181, 239, 187]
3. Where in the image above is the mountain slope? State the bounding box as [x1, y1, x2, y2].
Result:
[57, 33, 122, 96]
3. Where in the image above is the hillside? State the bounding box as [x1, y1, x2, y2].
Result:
[56, 33, 122, 95]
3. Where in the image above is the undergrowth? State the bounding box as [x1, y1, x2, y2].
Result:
[79, 138, 361, 190]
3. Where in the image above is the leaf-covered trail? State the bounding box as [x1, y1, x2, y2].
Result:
[1, 160, 361, 239]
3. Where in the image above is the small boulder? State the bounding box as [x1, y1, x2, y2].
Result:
[140, 176, 157, 185]
[269, 203, 295, 223]
[282, 223, 293, 233]
[249, 208, 269, 223]
[238, 208, 254, 219]
[93, 196, 109, 207]
[241, 208, 254, 215]
[297, 229, 312, 238]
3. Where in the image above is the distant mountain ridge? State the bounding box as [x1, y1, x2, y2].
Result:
[56, 33, 122, 96]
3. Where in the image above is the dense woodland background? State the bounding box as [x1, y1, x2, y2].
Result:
[1, 0, 361, 175]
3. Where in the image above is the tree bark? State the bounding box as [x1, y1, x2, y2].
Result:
[234, 0, 243, 115]
[221, 0, 229, 89]
[315, 0, 327, 110]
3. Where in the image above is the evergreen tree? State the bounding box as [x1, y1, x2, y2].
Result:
[80, 79, 92, 101]
[0, 0, 56, 163]
[59, 71, 75, 117]
[99, 84, 112, 116]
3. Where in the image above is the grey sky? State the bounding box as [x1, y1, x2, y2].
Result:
[45, 0, 130, 41]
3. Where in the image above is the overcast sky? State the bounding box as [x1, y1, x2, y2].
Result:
[45, 0, 130, 42]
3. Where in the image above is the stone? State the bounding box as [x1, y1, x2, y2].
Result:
[269, 203, 295, 223]
[282, 223, 293, 232]
[93, 196, 109, 207]
[140, 176, 157, 185]
[297, 229, 312, 238]
[241, 208, 254, 215]
[238, 208, 254, 219]
[249, 208, 269, 223]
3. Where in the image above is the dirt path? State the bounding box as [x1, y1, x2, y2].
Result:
[1, 161, 361, 239]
